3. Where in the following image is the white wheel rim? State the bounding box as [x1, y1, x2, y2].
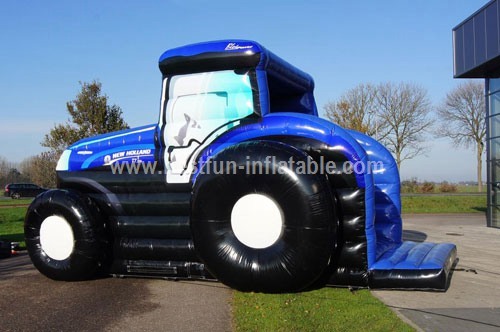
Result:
[230, 194, 283, 249]
[39, 215, 75, 260]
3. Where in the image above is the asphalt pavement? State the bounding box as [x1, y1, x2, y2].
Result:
[373, 214, 500, 332]
[0, 253, 232, 332]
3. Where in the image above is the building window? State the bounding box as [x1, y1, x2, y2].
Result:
[487, 78, 500, 228]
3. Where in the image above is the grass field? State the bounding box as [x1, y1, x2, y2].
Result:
[0, 198, 32, 206]
[456, 185, 486, 193]
[0, 206, 27, 247]
[402, 195, 486, 214]
[233, 288, 413, 331]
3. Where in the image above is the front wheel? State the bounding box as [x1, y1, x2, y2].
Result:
[191, 141, 337, 293]
[24, 190, 108, 281]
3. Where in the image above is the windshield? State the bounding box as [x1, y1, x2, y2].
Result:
[167, 70, 253, 121]
[160, 69, 256, 181]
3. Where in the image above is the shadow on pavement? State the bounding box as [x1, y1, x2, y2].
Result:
[0, 252, 34, 280]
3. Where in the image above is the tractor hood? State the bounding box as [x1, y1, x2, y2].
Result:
[56, 124, 157, 172]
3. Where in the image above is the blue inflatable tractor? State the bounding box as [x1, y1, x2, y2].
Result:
[25, 40, 457, 292]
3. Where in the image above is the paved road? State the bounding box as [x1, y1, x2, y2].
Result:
[373, 214, 500, 332]
[0, 253, 232, 332]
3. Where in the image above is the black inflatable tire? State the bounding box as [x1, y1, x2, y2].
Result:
[24, 189, 108, 281]
[191, 141, 337, 292]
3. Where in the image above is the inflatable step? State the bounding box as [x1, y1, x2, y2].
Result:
[369, 241, 457, 290]
[114, 238, 197, 261]
[110, 259, 215, 280]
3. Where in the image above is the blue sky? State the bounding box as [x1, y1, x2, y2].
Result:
[0, 0, 488, 182]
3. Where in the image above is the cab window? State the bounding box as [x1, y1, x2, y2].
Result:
[165, 70, 254, 132]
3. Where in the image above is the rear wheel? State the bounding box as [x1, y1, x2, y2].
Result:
[11, 192, 20, 199]
[24, 190, 108, 280]
[191, 141, 337, 292]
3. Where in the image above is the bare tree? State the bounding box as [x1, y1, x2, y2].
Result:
[436, 81, 485, 192]
[376, 82, 432, 169]
[20, 151, 58, 188]
[324, 82, 431, 170]
[0, 156, 28, 188]
[0, 156, 9, 188]
[19, 157, 35, 184]
[324, 83, 383, 137]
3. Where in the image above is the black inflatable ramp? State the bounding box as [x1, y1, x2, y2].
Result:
[369, 241, 457, 291]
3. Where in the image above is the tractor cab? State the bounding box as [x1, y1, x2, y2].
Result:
[157, 40, 317, 183]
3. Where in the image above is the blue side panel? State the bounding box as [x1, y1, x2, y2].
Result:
[262, 50, 315, 90]
[258, 49, 317, 116]
[194, 113, 377, 268]
[58, 124, 158, 171]
[344, 132, 459, 289]
[346, 130, 402, 259]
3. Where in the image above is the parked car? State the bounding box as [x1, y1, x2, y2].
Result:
[4, 183, 47, 199]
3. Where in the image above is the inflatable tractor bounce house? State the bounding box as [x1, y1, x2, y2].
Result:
[25, 40, 457, 292]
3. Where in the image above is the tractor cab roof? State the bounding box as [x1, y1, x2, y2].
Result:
[159, 40, 317, 116]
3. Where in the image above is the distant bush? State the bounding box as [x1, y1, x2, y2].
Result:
[401, 178, 419, 193]
[419, 181, 435, 193]
[439, 182, 458, 193]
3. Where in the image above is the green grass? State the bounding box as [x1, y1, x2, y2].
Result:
[0, 198, 32, 206]
[455, 185, 486, 193]
[233, 288, 413, 332]
[402, 195, 486, 214]
[0, 207, 27, 247]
